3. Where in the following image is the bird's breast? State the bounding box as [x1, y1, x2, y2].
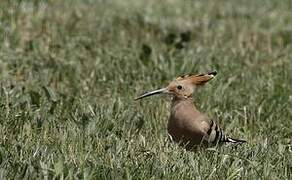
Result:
[167, 108, 205, 145]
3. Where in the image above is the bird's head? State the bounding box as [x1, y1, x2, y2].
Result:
[135, 71, 217, 100]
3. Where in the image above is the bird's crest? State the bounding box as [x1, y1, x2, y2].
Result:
[175, 71, 217, 85]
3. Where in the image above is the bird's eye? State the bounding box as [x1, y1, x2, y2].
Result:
[177, 85, 182, 90]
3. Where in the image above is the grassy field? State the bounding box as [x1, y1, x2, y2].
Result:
[0, 0, 292, 179]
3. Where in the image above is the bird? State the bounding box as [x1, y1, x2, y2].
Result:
[135, 71, 246, 149]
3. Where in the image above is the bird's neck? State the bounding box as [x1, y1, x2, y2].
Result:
[170, 96, 201, 119]
[171, 96, 196, 108]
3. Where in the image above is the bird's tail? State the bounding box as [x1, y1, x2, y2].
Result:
[224, 137, 246, 143]
[218, 129, 246, 143]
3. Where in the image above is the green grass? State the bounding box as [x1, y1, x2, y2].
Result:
[0, 0, 292, 179]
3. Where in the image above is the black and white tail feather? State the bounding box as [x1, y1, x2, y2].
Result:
[207, 120, 246, 144]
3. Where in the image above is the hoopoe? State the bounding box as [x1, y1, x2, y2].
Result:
[135, 71, 246, 149]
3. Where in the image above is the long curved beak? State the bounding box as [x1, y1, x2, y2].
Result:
[135, 88, 167, 100]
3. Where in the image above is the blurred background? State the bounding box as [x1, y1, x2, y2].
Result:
[0, 0, 291, 179]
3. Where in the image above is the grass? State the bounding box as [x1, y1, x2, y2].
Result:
[0, 0, 292, 179]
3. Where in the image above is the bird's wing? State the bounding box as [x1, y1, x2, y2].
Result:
[200, 116, 246, 144]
